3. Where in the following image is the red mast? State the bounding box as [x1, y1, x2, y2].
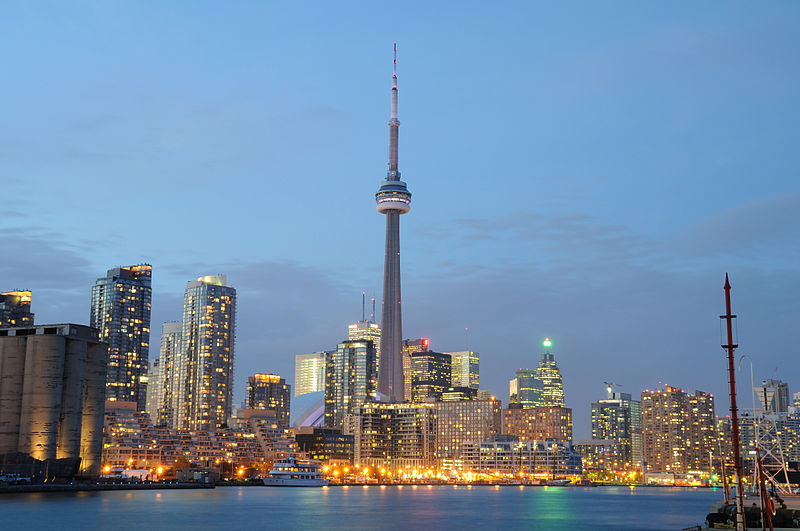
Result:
[722, 274, 746, 531]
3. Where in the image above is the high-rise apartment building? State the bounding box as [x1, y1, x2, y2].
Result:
[246, 374, 291, 427]
[324, 340, 378, 429]
[509, 369, 543, 408]
[641, 386, 715, 474]
[503, 407, 573, 443]
[436, 398, 501, 463]
[144, 358, 162, 425]
[410, 351, 451, 402]
[755, 379, 791, 413]
[294, 352, 327, 397]
[448, 350, 479, 390]
[591, 389, 643, 469]
[403, 338, 429, 402]
[0, 290, 34, 327]
[156, 321, 181, 428]
[0, 324, 108, 476]
[175, 275, 236, 431]
[90, 265, 152, 410]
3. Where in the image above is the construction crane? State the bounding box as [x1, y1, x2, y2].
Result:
[604, 381, 621, 398]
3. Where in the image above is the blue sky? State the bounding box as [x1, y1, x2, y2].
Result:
[2, 2, 799, 438]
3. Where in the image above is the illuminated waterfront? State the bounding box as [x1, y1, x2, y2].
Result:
[2, 486, 720, 530]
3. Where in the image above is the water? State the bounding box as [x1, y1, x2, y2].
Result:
[0, 485, 721, 530]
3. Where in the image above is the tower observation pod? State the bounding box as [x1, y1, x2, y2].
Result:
[376, 44, 410, 402]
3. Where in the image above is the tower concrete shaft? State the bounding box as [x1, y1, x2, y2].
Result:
[376, 44, 411, 401]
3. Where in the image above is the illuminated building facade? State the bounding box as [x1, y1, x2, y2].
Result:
[447, 350, 479, 390]
[509, 369, 542, 408]
[410, 350, 451, 402]
[176, 275, 236, 431]
[436, 398, 501, 463]
[0, 324, 108, 476]
[591, 390, 642, 469]
[641, 386, 715, 474]
[441, 387, 478, 401]
[0, 290, 34, 327]
[144, 358, 163, 425]
[246, 374, 291, 427]
[574, 439, 624, 473]
[403, 338, 428, 402]
[376, 46, 412, 402]
[463, 437, 582, 476]
[294, 427, 354, 464]
[755, 379, 791, 413]
[294, 352, 326, 397]
[348, 320, 381, 365]
[345, 402, 437, 470]
[155, 321, 181, 428]
[502, 406, 573, 443]
[90, 264, 152, 410]
[535, 339, 564, 407]
[324, 340, 378, 429]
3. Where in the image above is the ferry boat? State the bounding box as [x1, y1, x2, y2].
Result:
[263, 456, 328, 487]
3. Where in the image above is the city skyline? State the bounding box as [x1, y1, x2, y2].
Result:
[2, 3, 800, 439]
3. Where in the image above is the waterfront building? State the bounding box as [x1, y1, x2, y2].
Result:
[641, 386, 715, 474]
[574, 440, 625, 474]
[403, 338, 429, 402]
[447, 350, 479, 390]
[462, 437, 581, 477]
[739, 410, 800, 475]
[436, 398, 501, 464]
[156, 321, 181, 428]
[410, 350, 452, 402]
[144, 358, 163, 425]
[441, 387, 478, 401]
[0, 290, 34, 327]
[90, 264, 152, 410]
[503, 407, 573, 443]
[376, 46, 412, 402]
[348, 320, 381, 365]
[324, 340, 378, 429]
[755, 379, 791, 413]
[294, 427, 353, 464]
[0, 324, 108, 476]
[508, 369, 542, 408]
[294, 352, 327, 397]
[345, 402, 437, 471]
[246, 374, 291, 427]
[176, 275, 236, 431]
[591, 388, 643, 469]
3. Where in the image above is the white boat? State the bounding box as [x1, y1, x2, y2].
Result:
[263, 456, 329, 487]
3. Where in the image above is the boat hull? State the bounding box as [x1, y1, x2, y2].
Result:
[263, 478, 328, 487]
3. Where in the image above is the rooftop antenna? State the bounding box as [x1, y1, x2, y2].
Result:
[362, 291, 366, 322]
[371, 297, 376, 322]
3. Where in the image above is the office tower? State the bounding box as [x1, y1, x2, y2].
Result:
[156, 321, 181, 428]
[348, 305, 381, 363]
[441, 387, 478, 401]
[0, 324, 108, 476]
[503, 406, 573, 443]
[294, 352, 327, 397]
[641, 386, 715, 474]
[177, 275, 236, 431]
[90, 264, 152, 410]
[755, 379, 791, 413]
[509, 369, 543, 408]
[0, 290, 34, 327]
[591, 388, 643, 469]
[324, 340, 378, 428]
[246, 374, 291, 427]
[535, 338, 564, 407]
[410, 351, 452, 402]
[345, 402, 437, 471]
[436, 398, 502, 464]
[448, 350, 479, 390]
[376, 45, 412, 402]
[144, 358, 163, 424]
[403, 338, 429, 402]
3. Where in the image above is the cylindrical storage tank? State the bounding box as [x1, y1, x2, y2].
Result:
[57, 339, 87, 459]
[79, 342, 108, 477]
[0, 336, 28, 453]
[18, 335, 65, 460]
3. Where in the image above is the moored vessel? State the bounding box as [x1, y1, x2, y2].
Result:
[263, 456, 328, 487]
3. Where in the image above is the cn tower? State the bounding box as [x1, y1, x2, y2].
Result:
[376, 44, 411, 402]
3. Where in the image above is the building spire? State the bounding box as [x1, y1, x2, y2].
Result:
[388, 43, 400, 175]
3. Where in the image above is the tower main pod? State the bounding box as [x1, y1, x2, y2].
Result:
[376, 45, 411, 401]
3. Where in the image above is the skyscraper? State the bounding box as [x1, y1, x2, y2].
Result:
[591, 387, 642, 470]
[376, 45, 412, 402]
[0, 290, 34, 327]
[157, 321, 181, 428]
[535, 338, 564, 407]
[448, 350, 479, 390]
[509, 369, 543, 408]
[324, 340, 378, 429]
[348, 321, 381, 362]
[410, 351, 452, 402]
[246, 374, 291, 427]
[403, 338, 429, 402]
[176, 275, 236, 430]
[755, 379, 791, 413]
[294, 352, 327, 397]
[90, 264, 152, 410]
[144, 358, 162, 425]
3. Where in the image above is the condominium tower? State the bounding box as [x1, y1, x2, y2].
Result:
[294, 352, 327, 397]
[246, 374, 291, 427]
[324, 339, 378, 429]
[90, 264, 152, 410]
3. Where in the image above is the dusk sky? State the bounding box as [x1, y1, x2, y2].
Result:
[2, 2, 799, 438]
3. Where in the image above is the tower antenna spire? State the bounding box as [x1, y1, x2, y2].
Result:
[362, 291, 366, 322]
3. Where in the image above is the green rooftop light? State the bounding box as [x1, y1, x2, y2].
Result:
[543, 338, 552, 348]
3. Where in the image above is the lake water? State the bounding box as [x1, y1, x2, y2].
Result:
[0, 485, 722, 530]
